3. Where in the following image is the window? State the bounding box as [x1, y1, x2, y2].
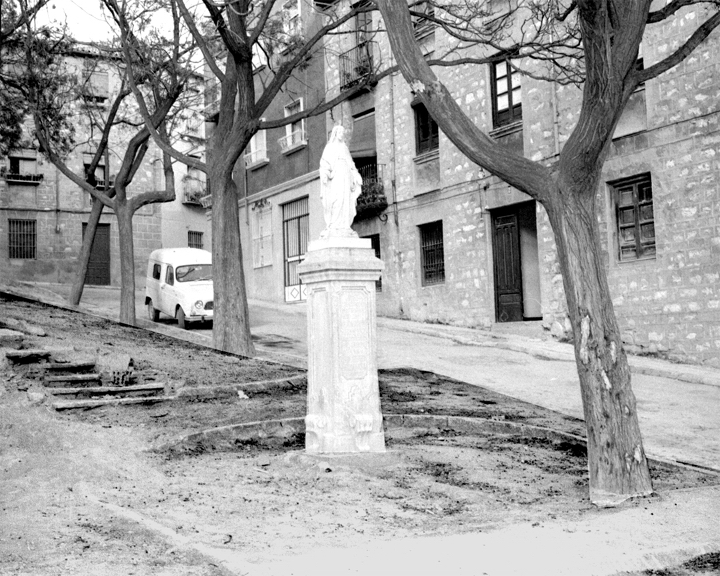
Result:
[412, 1, 435, 38]
[252, 202, 273, 268]
[413, 102, 439, 155]
[613, 174, 655, 261]
[82, 60, 109, 106]
[491, 56, 522, 128]
[165, 265, 175, 285]
[83, 153, 108, 190]
[419, 220, 444, 285]
[4, 149, 42, 184]
[8, 219, 37, 259]
[152, 263, 161, 280]
[188, 231, 204, 250]
[364, 233, 382, 291]
[245, 121, 268, 167]
[354, 0, 373, 45]
[283, 0, 300, 36]
[279, 99, 306, 152]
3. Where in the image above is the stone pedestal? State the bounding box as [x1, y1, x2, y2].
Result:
[297, 237, 385, 453]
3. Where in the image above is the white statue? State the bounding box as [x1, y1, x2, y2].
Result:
[319, 125, 363, 238]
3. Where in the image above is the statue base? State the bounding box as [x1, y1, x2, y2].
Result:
[297, 238, 385, 454]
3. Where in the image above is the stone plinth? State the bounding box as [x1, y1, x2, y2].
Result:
[297, 237, 385, 453]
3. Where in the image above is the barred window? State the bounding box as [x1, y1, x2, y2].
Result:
[188, 231, 204, 250]
[8, 219, 37, 259]
[419, 220, 444, 286]
[613, 174, 655, 261]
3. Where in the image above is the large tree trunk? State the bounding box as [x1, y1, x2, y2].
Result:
[210, 167, 255, 356]
[545, 181, 653, 506]
[69, 197, 104, 306]
[115, 198, 137, 326]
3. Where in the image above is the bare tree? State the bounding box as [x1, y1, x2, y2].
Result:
[21, 0, 195, 325]
[112, 0, 388, 356]
[375, 0, 720, 506]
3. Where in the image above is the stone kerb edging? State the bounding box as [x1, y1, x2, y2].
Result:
[175, 374, 307, 399]
[153, 413, 589, 457]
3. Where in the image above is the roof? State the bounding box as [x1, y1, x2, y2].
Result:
[148, 248, 212, 265]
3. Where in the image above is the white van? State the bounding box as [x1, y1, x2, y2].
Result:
[145, 248, 213, 329]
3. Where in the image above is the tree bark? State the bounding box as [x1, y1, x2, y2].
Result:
[210, 166, 255, 356]
[69, 197, 104, 306]
[115, 196, 136, 326]
[544, 182, 653, 506]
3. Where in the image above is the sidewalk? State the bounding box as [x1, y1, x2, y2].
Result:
[2, 280, 720, 575]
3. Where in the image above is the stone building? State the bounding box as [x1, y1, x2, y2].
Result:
[313, 2, 720, 366]
[0, 45, 210, 289]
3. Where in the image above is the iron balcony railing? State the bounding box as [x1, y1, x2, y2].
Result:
[339, 41, 375, 91]
[1, 169, 44, 185]
[278, 127, 307, 152]
[182, 180, 207, 205]
[355, 163, 388, 220]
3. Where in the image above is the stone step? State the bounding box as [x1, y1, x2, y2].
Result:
[44, 361, 97, 373]
[52, 395, 174, 411]
[49, 383, 166, 399]
[44, 373, 102, 387]
[5, 349, 51, 363]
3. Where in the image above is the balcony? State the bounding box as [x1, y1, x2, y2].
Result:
[1, 170, 43, 185]
[182, 180, 207, 205]
[339, 42, 375, 91]
[355, 164, 388, 220]
[278, 127, 307, 153]
[244, 148, 269, 169]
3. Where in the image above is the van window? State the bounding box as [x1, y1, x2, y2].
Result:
[165, 265, 175, 286]
[152, 263, 161, 280]
[176, 264, 212, 282]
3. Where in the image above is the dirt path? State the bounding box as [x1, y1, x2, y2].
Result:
[1, 295, 718, 575]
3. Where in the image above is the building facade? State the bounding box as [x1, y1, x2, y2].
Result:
[315, 2, 720, 366]
[0, 46, 211, 290]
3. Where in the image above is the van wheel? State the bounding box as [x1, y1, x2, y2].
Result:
[147, 300, 160, 322]
[176, 307, 187, 330]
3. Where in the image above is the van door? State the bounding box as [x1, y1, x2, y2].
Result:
[159, 265, 177, 315]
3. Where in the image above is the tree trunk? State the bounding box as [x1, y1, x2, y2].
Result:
[69, 197, 104, 306]
[115, 198, 137, 326]
[545, 182, 653, 506]
[210, 168, 255, 356]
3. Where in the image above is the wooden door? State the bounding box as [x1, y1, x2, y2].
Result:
[492, 211, 523, 322]
[82, 223, 111, 286]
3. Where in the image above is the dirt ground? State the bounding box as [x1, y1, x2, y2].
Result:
[1, 295, 719, 575]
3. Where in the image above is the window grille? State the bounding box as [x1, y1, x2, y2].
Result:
[282, 197, 309, 298]
[491, 55, 522, 128]
[613, 174, 655, 261]
[188, 231, 204, 250]
[413, 102, 439, 155]
[419, 220, 444, 285]
[8, 219, 37, 259]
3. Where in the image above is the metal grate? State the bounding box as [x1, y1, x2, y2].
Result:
[8, 219, 37, 259]
[419, 220, 444, 286]
[282, 197, 309, 299]
[188, 231, 204, 250]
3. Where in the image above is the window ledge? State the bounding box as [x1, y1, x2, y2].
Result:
[489, 121, 522, 139]
[281, 141, 308, 156]
[413, 148, 439, 165]
[617, 255, 657, 265]
[247, 157, 269, 171]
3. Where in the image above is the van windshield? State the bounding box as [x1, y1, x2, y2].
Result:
[176, 264, 212, 282]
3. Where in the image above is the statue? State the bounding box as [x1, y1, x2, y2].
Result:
[319, 125, 363, 238]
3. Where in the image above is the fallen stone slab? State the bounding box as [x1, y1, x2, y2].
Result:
[175, 374, 306, 399]
[5, 348, 51, 363]
[44, 360, 97, 373]
[52, 395, 174, 411]
[0, 317, 46, 337]
[44, 373, 102, 387]
[0, 329, 25, 349]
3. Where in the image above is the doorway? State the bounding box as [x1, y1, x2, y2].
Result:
[82, 222, 111, 286]
[491, 201, 541, 322]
